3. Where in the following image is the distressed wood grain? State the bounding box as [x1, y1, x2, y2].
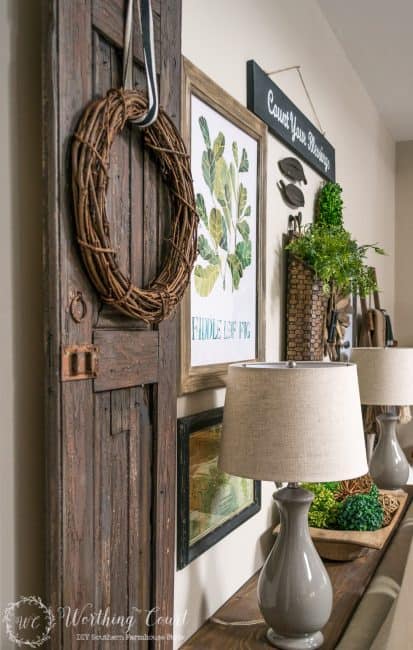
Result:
[43, 1, 180, 647]
[94, 330, 159, 392]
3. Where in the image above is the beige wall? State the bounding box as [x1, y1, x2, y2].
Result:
[176, 0, 396, 645]
[395, 141, 413, 346]
[395, 141, 413, 448]
[0, 1, 44, 647]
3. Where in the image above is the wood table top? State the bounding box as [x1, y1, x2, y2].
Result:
[182, 485, 413, 650]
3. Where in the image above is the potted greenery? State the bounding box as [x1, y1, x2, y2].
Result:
[285, 182, 385, 360]
[287, 182, 384, 296]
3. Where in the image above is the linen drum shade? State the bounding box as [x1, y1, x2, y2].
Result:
[351, 347, 413, 406]
[219, 362, 367, 483]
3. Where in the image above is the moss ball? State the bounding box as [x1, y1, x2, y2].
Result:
[302, 483, 341, 529]
[337, 493, 383, 531]
[322, 481, 340, 493]
[369, 483, 380, 499]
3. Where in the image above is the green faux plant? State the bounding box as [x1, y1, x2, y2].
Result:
[302, 483, 342, 529]
[317, 481, 340, 493]
[316, 182, 344, 227]
[286, 182, 385, 297]
[369, 483, 380, 500]
[336, 493, 384, 532]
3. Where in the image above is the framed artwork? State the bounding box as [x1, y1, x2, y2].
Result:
[177, 407, 261, 569]
[180, 58, 267, 394]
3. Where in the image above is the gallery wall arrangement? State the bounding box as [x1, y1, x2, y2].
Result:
[176, 54, 376, 575]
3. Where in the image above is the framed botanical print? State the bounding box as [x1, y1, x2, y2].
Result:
[180, 58, 267, 394]
[177, 408, 261, 569]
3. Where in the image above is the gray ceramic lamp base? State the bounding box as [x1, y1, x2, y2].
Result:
[258, 486, 332, 650]
[369, 413, 410, 490]
[267, 629, 324, 649]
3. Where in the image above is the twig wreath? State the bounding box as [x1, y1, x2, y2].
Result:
[71, 88, 198, 323]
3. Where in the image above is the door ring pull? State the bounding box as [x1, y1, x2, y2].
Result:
[70, 291, 87, 323]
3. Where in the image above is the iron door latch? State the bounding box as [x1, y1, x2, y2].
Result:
[61, 344, 99, 381]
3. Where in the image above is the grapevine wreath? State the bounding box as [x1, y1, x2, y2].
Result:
[72, 88, 198, 323]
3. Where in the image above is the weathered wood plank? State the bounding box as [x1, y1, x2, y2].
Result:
[150, 1, 181, 645]
[130, 386, 152, 642]
[109, 390, 130, 649]
[153, 316, 177, 649]
[109, 46, 131, 275]
[94, 391, 112, 650]
[143, 152, 159, 286]
[42, 0, 62, 645]
[59, 2, 97, 649]
[93, 329, 159, 391]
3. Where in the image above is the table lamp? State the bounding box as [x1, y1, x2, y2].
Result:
[219, 361, 367, 650]
[351, 347, 413, 489]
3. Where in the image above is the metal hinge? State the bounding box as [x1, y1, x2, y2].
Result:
[61, 344, 99, 381]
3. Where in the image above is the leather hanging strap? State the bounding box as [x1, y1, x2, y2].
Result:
[123, 0, 159, 127]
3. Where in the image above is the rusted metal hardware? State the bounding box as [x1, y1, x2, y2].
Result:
[61, 344, 99, 381]
[69, 291, 88, 323]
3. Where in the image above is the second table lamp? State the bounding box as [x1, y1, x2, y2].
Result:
[351, 347, 413, 489]
[219, 361, 367, 650]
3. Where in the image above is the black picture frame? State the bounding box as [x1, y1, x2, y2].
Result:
[177, 407, 261, 569]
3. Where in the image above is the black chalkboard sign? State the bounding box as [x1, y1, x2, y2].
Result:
[247, 60, 335, 182]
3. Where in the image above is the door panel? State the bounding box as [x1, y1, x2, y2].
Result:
[94, 330, 159, 392]
[43, 1, 180, 647]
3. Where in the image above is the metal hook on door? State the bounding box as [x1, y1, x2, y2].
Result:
[123, 0, 159, 127]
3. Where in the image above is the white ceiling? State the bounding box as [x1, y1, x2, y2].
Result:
[317, 0, 413, 141]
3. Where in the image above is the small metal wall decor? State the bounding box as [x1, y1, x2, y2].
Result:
[279, 157, 307, 184]
[277, 180, 305, 208]
[177, 408, 261, 569]
[288, 212, 302, 234]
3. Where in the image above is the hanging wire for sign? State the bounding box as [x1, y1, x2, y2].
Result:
[123, 0, 159, 127]
[266, 65, 325, 135]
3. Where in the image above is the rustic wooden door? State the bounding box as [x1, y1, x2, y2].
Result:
[42, 1, 180, 647]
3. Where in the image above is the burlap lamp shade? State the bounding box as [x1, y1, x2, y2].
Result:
[219, 361, 367, 483]
[351, 347, 413, 406]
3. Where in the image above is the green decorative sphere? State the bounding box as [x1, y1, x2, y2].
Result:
[369, 483, 380, 499]
[337, 493, 384, 531]
[302, 483, 341, 529]
[322, 481, 340, 493]
[316, 182, 344, 227]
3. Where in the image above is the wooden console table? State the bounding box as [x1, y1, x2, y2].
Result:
[182, 486, 413, 650]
